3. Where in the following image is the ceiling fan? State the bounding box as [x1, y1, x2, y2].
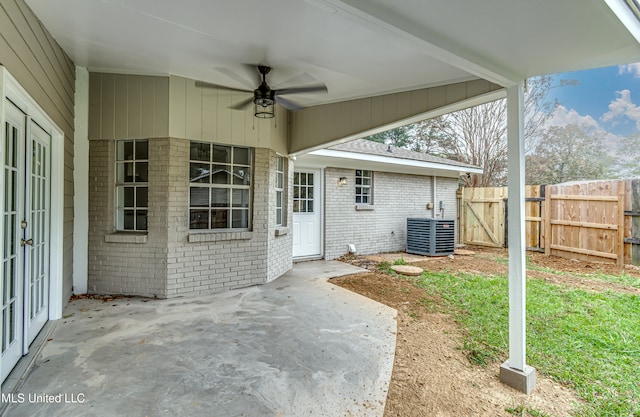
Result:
[195, 65, 328, 118]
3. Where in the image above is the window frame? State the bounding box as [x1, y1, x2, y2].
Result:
[114, 139, 149, 232]
[188, 142, 253, 231]
[355, 169, 373, 205]
[275, 154, 285, 227]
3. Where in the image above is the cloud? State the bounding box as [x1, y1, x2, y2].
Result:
[601, 89, 640, 129]
[544, 105, 600, 131]
[618, 63, 640, 78]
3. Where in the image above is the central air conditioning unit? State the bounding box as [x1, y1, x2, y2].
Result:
[406, 218, 455, 256]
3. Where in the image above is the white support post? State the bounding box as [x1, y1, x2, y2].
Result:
[500, 84, 536, 393]
[73, 67, 89, 294]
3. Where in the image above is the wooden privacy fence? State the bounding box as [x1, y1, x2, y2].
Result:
[459, 179, 640, 266]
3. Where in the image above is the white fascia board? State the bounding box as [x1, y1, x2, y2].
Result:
[308, 148, 483, 175]
[604, 0, 640, 44]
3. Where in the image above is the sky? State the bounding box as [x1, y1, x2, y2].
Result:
[546, 62, 640, 140]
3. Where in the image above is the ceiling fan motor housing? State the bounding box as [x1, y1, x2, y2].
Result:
[255, 82, 275, 107]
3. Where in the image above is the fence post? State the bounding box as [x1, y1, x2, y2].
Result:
[618, 183, 626, 266]
[629, 179, 640, 265]
[544, 185, 552, 256]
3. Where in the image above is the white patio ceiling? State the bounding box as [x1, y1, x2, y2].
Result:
[25, 0, 640, 109]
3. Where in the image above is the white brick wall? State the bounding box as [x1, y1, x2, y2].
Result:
[267, 151, 293, 282]
[88, 139, 168, 297]
[88, 138, 292, 298]
[324, 168, 459, 260]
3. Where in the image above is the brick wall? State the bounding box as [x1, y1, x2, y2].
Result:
[324, 168, 459, 260]
[88, 138, 292, 297]
[267, 152, 293, 281]
[87, 139, 168, 297]
[166, 140, 270, 296]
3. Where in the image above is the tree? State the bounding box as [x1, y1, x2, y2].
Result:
[614, 134, 640, 178]
[525, 124, 612, 184]
[366, 125, 412, 148]
[364, 75, 559, 187]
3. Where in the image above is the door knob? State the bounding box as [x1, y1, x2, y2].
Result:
[20, 238, 33, 247]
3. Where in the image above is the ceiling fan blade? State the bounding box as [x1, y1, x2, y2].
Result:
[213, 66, 256, 90]
[195, 80, 252, 93]
[275, 95, 303, 112]
[272, 72, 316, 89]
[241, 63, 263, 86]
[230, 97, 254, 110]
[276, 84, 328, 95]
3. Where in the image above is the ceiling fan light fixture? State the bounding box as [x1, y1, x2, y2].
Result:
[254, 86, 276, 118]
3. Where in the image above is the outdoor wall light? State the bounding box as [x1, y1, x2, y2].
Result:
[338, 177, 347, 186]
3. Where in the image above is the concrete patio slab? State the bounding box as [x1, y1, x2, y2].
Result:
[1, 261, 396, 417]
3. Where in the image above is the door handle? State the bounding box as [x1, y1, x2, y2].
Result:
[20, 238, 33, 247]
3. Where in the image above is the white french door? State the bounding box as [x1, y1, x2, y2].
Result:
[292, 169, 322, 258]
[1, 100, 51, 381]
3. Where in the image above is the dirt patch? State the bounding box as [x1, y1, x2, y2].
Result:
[331, 271, 580, 417]
[348, 246, 640, 295]
[332, 246, 640, 417]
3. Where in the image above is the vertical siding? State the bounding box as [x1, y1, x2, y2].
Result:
[88, 73, 169, 140]
[0, 0, 75, 298]
[289, 80, 503, 154]
[168, 76, 288, 153]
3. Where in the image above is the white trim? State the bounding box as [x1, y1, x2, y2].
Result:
[506, 84, 527, 372]
[604, 0, 640, 44]
[308, 149, 483, 174]
[292, 167, 324, 259]
[0, 67, 65, 321]
[73, 67, 89, 294]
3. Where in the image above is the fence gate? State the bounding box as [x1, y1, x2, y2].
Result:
[461, 187, 506, 247]
[545, 180, 627, 266]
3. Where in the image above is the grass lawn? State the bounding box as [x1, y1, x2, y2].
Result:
[418, 268, 640, 417]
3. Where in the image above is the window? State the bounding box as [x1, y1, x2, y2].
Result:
[275, 155, 285, 226]
[115, 140, 148, 231]
[293, 172, 314, 213]
[355, 169, 372, 204]
[189, 142, 252, 230]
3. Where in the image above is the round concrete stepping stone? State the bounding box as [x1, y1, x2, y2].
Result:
[390, 265, 423, 276]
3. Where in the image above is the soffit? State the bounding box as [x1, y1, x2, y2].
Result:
[25, 0, 640, 108]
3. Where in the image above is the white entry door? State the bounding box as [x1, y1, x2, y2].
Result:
[1, 101, 51, 381]
[292, 169, 322, 258]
